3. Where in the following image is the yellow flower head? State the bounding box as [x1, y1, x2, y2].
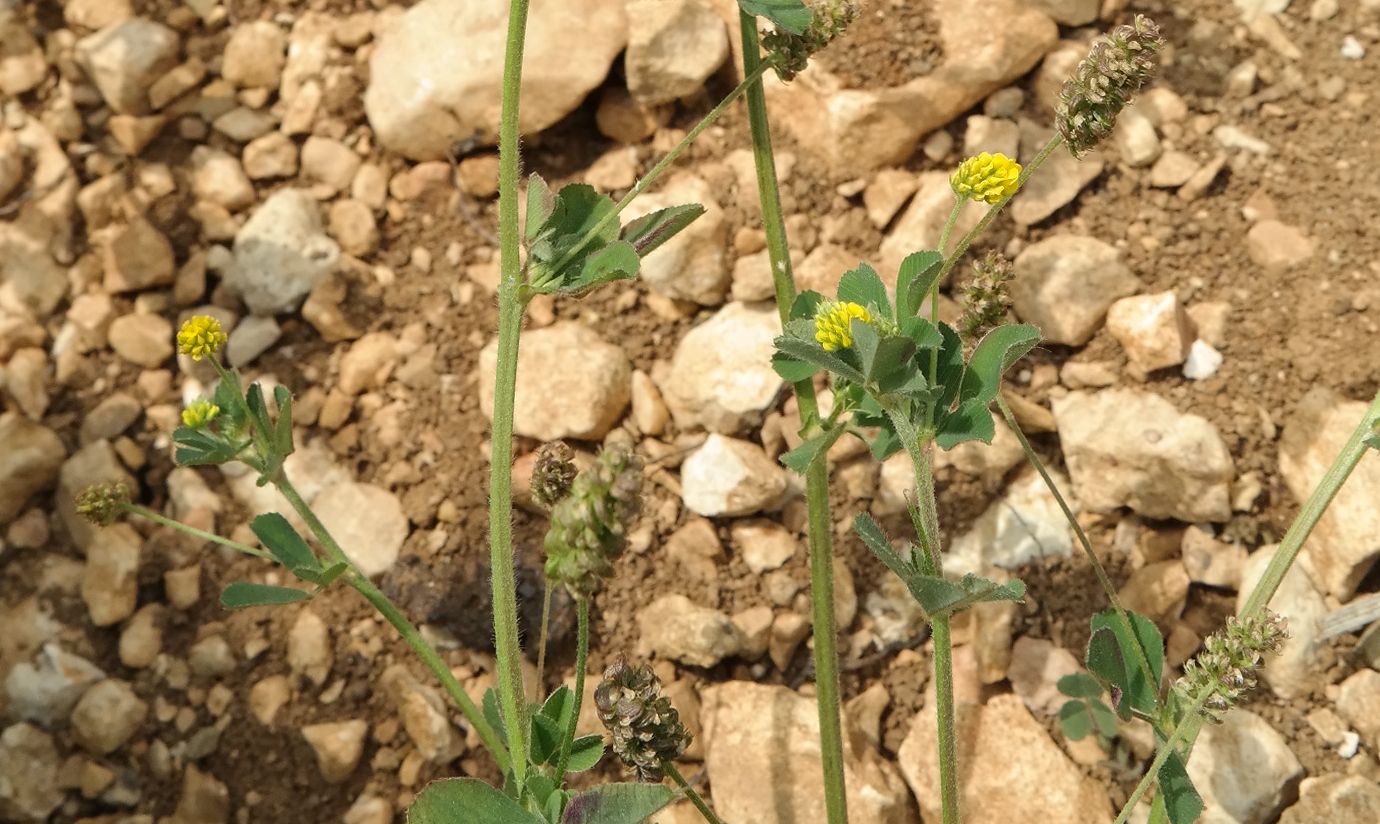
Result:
[951, 152, 1022, 204]
[177, 315, 227, 361]
[814, 300, 872, 352]
[181, 399, 221, 429]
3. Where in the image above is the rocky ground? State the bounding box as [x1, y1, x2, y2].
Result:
[2, 0, 1380, 822]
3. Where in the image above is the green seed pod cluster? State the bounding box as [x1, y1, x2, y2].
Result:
[1056, 15, 1164, 158]
[594, 659, 691, 781]
[542, 446, 643, 598]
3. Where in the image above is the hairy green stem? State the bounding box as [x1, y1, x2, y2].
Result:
[994, 396, 1159, 700]
[1240, 390, 1380, 618]
[553, 597, 590, 784]
[739, 15, 848, 824]
[665, 761, 726, 824]
[890, 412, 959, 824]
[1113, 697, 1208, 824]
[543, 58, 776, 280]
[490, 0, 535, 788]
[535, 580, 553, 690]
[125, 504, 271, 560]
[276, 477, 513, 773]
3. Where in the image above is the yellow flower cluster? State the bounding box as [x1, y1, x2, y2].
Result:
[181, 399, 221, 429]
[177, 315, 227, 361]
[814, 301, 872, 352]
[950, 152, 1022, 204]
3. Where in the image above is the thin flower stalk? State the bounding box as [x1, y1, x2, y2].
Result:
[740, 12, 849, 824]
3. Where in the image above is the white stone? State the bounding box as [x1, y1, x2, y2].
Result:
[1106, 291, 1194, 373]
[623, 173, 728, 305]
[479, 321, 631, 441]
[1279, 774, 1380, 823]
[81, 523, 141, 626]
[636, 594, 742, 667]
[1335, 669, 1380, 754]
[1007, 636, 1083, 717]
[224, 189, 340, 316]
[191, 146, 255, 211]
[625, 0, 728, 105]
[312, 482, 408, 576]
[287, 608, 333, 686]
[681, 434, 787, 517]
[1011, 125, 1105, 226]
[1053, 389, 1234, 522]
[730, 519, 797, 574]
[1278, 388, 1380, 598]
[0, 414, 65, 524]
[1187, 709, 1302, 824]
[1114, 107, 1161, 167]
[0, 723, 63, 822]
[661, 302, 782, 434]
[702, 681, 916, 824]
[365, 0, 628, 159]
[3, 643, 105, 727]
[948, 467, 1076, 577]
[879, 171, 985, 273]
[1182, 339, 1224, 380]
[226, 315, 281, 367]
[1012, 235, 1142, 346]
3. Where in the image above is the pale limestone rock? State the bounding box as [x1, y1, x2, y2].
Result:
[661, 302, 782, 434]
[879, 171, 985, 274]
[1236, 545, 1328, 699]
[222, 21, 287, 89]
[381, 665, 462, 764]
[702, 681, 916, 824]
[287, 608, 332, 686]
[57, 439, 136, 554]
[0, 723, 63, 822]
[3, 643, 105, 727]
[81, 523, 141, 626]
[768, 0, 1057, 175]
[479, 321, 631, 441]
[899, 693, 1111, 823]
[1246, 220, 1313, 273]
[1007, 636, 1082, 716]
[1180, 525, 1246, 590]
[75, 18, 180, 114]
[1187, 709, 1302, 824]
[1106, 291, 1194, 372]
[301, 720, 369, 783]
[312, 482, 407, 576]
[1011, 235, 1141, 346]
[1334, 669, 1380, 753]
[1053, 389, 1234, 522]
[1279, 774, 1380, 823]
[864, 169, 919, 229]
[70, 679, 148, 755]
[1117, 560, 1189, 627]
[1011, 127, 1105, 226]
[0, 414, 65, 523]
[625, 0, 728, 105]
[730, 519, 797, 573]
[224, 189, 340, 315]
[102, 216, 175, 293]
[637, 594, 742, 667]
[947, 468, 1076, 578]
[1114, 107, 1161, 167]
[680, 434, 786, 517]
[365, 0, 628, 159]
[1277, 388, 1380, 598]
[108, 313, 174, 367]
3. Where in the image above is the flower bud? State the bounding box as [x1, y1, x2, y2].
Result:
[176, 316, 228, 362]
[813, 300, 871, 352]
[531, 441, 578, 510]
[75, 482, 132, 526]
[595, 659, 691, 781]
[181, 399, 221, 429]
[950, 153, 1022, 204]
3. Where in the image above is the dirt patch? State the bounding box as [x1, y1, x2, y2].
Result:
[815, 0, 944, 89]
